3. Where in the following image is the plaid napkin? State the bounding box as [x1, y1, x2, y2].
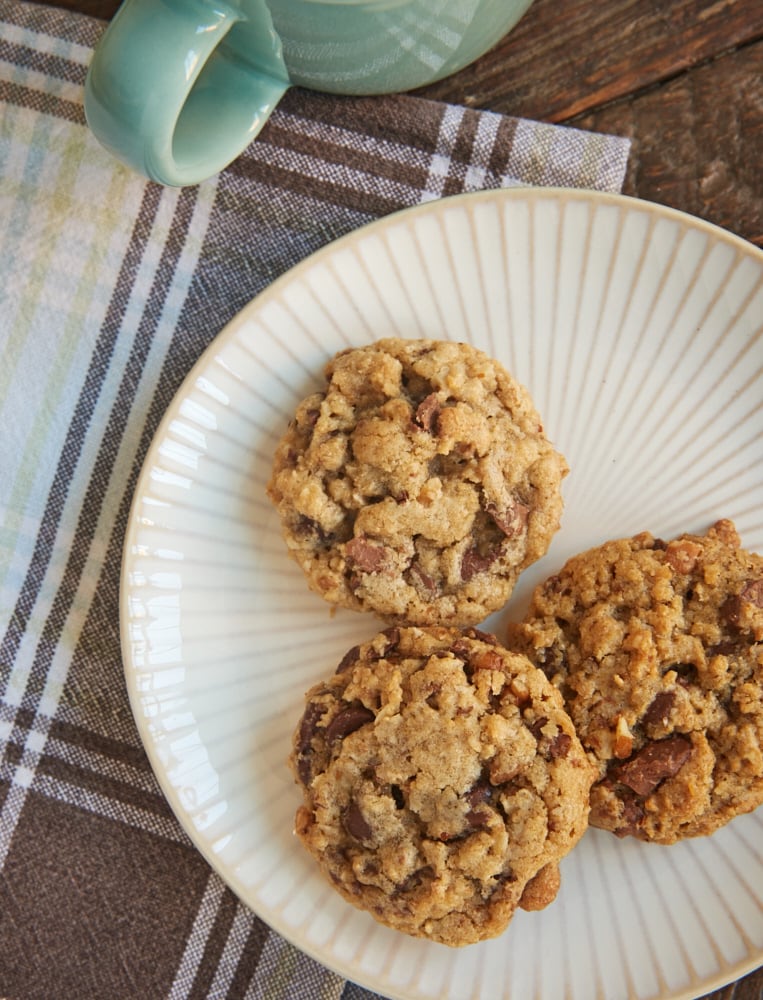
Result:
[0, 2, 630, 997]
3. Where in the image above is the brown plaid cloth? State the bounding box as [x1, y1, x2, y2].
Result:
[0, 2, 630, 997]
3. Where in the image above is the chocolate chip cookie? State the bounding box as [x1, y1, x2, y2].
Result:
[267, 338, 567, 627]
[506, 520, 763, 844]
[289, 625, 594, 946]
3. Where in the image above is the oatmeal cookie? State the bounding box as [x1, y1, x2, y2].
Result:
[267, 338, 567, 626]
[506, 519, 763, 844]
[289, 626, 594, 946]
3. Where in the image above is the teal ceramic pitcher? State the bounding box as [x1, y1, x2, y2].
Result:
[84, 0, 535, 187]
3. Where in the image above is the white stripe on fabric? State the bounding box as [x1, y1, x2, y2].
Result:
[167, 873, 229, 1000]
[206, 903, 258, 999]
[42, 735, 162, 796]
[0, 16, 93, 67]
[242, 131, 430, 208]
[14, 770, 189, 843]
[0, 103, 219, 870]
[464, 110, 501, 191]
[270, 108, 435, 172]
[0, 56, 85, 104]
[420, 103, 465, 203]
[242, 929, 345, 1000]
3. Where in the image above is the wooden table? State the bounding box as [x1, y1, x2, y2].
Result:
[44, 0, 762, 250]
[35, 1, 763, 998]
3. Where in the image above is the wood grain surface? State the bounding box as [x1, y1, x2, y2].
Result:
[27, 1, 763, 998]
[417, 0, 763, 248]
[42, 0, 763, 248]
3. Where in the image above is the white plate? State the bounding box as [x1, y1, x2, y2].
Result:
[120, 188, 763, 1000]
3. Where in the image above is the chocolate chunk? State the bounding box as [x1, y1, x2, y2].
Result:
[641, 691, 676, 730]
[529, 717, 549, 740]
[460, 546, 499, 581]
[414, 393, 441, 432]
[381, 627, 401, 652]
[339, 629, 400, 674]
[390, 784, 405, 809]
[451, 638, 471, 662]
[741, 579, 763, 608]
[301, 407, 320, 428]
[326, 705, 374, 743]
[612, 735, 692, 796]
[294, 516, 329, 542]
[296, 702, 325, 785]
[527, 718, 571, 759]
[343, 799, 373, 841]
[706, 640, 742, 657]
[614, 792, 646, 838]
[398, 865, 434, 894]
[464, 628, 498, 645]
[408, 562, 438, 597]
[547, 733, 572, 759]
[336, 645, 362, 673]
[485, 500, 529, 538]
[720, 594, 744, 628]
[465, 809, 491, 829]
[465, 779, 493, 809]
[672, 662, 698, 687]
[345, 536, 387, 573]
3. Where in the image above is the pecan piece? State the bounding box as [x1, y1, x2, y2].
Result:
[665, 539, 702, 574]
[414, 393, 441, 432]
[471, 648, 505, 672]
[614, 715, 634, 759]
[611, 735, 692, 796]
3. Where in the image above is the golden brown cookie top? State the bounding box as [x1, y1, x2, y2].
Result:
[506, 519, 763, 843]
[267, 338, 567, 626]
[289, 625, 594, 946]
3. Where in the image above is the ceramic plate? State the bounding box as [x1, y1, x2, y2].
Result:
[120, 188, 763, 1000]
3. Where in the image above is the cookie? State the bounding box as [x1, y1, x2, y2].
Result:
[289, 625, 594, 946]
[267, 338, 567, 626]
[506, 519, 763, 844]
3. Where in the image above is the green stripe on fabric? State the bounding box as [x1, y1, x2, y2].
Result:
[0, 109, 135, 590]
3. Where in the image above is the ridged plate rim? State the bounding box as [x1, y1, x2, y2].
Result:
[120, 187, 763, 1000]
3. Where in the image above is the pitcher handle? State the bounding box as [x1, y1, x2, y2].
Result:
[84, 0, 290, 186]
